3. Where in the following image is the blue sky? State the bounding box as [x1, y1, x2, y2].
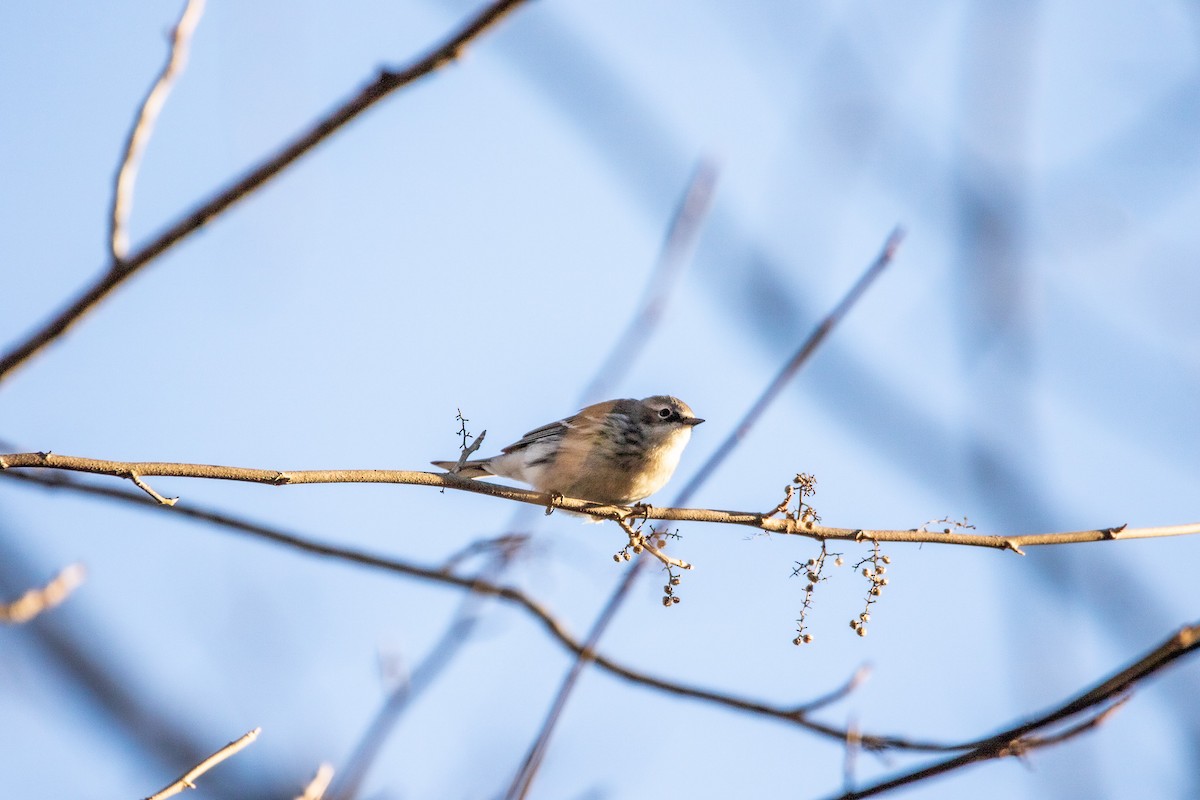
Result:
[2, 2, 1199, 798]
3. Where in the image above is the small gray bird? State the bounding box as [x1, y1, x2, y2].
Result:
[432, 395, 703, 505]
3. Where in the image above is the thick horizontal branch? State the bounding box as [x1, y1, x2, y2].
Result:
[2, 452, 1197, 551]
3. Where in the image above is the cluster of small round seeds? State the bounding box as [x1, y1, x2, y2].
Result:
[850, 545, 891, 636]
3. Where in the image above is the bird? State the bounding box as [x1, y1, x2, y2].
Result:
[432, 395, 703, 506]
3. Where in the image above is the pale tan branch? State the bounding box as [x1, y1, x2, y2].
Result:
[2, 452, 1197, 551]
[110, 0, 206, 262]
[451, 429, 486, 473]
[0, 0, 529, 384]
[144, 727, 261, 800]
[294, 763, 334, 800]
[615, 518, 693, 571]
[0, 563, 87, 624]
[129, 471, 179, 505]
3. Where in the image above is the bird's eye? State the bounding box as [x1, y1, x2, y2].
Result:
[658, 408, 673, 419]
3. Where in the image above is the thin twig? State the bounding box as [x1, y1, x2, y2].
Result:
[110, 0, 206, 263]
[792, 665, 872, 717]
[129, 471, 179, 505]
[580, 160, 718, 403]
[675, 226, 906, 507]
[0, 534, 272, 787]
[0, 563, 87, 624]
[1006, 695, 1131, 753]
[615, 518, 692, 571]
[505, 228, 908, 799]
[844, 717, 862, 795]
[326, 548, 521, 800]
[144, 727, 261, 800]
[0, 0, 530, 385]
[451, 430, 486, 474]
[294, 763, 335, 800]
[2, 452, 1198, 550]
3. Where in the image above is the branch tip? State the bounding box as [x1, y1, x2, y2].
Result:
[128, 472, 178, 505]
[144, 725, 260, 800]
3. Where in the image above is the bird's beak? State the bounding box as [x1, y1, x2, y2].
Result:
[683, 417, 705, 426]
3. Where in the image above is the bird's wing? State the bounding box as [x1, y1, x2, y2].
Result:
[500, 400, 617, 455]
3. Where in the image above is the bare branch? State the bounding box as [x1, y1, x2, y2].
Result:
[615, 518, 692, 571]
[793, 664, 872, 716]
[3, 468, 939, 751]
[4, 454, 1196, 551]
[110, 0, 206, 263]
[129, 470, 179, 505]
[674, 226, 906, 507]
[294, 763, 335, 800]
[825, 623, 1200, 799]
[581, 160, 718, 403]
[0, 563, 86, 624]
[9, 465, 1200, 789]
[451, 430, 486, 474]
[143, 727, 261, 800]
[0, 0, 530, 385]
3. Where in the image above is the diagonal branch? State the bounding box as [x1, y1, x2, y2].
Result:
[0, 0, 530, 385]
[826, 622, 1200, 799]
[2, 452, 1197, 550]
[144, 727, 261, 800]
[110, 0, 206, 263]
[580, 160, 718, 404]
[504, 228, 906, 799]
[0, 563, 87, 624]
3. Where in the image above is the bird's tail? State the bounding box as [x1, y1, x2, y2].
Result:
[431, 459, 494, 479]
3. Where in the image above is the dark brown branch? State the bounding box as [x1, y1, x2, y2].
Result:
[826, 622, 1200, 799]
[0, 0, 529, 384]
